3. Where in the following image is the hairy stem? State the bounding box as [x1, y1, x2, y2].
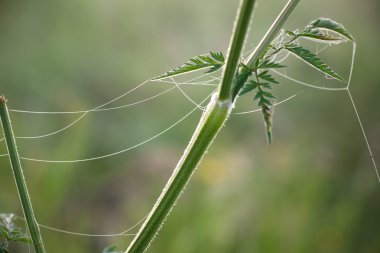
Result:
[126, 93, 232, 253]
[0, 96, 46, 253]
[218, 0, 256, 101]
[126, 0, 301, 252]
[126, 1, 255, 252]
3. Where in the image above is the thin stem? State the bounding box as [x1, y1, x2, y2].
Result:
[0, 96, 46, 253]
[245, 0, 300, 67]
[218, 0, 256, 101]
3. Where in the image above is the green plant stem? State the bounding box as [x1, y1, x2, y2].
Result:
[126, 93, 232, 253]
[126, 1, 255, 252]
[126, 0, 301, 252]
[0, 96, 46, 253]
[218, 0, 256, 101]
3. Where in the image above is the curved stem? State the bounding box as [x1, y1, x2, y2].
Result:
[126, 1, 257, 252]
[125, 0, 301, 252]
[0, 96, 46, 253]
[125, 93, 232, 253]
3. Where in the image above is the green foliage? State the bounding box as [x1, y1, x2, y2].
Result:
[233, 18, 351, 142]
[305, 17, 354, 41]
[153, 18, 352, 144]
[238, 80, 257, 96]
[239, 70, 278, 143]
[257, 60, 285, 69]
[287, 29, 342, 42]
[284, 43, 343, 81]
[286, 17, 354, 43]
[258, 70, 279, 84]
[0, 214, 31, 253]
[255, 71, 279, 143]
[238, 71, 279, 96]
[153, 51, 225, 80]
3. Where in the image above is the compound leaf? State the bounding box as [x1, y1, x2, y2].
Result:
[285, 43, 343, 81]
[153, 51, 225, 80]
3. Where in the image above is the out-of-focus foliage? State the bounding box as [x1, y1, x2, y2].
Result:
[0, 214, 30, 252]
[0, 0, 379, 253]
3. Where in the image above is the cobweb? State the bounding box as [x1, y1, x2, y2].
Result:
[0, 30, 378, 243]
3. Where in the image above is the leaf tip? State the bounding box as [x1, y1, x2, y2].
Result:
[266, 130, 272, 144]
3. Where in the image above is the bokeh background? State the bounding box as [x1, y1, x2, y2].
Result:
[1, 0, 379, 252]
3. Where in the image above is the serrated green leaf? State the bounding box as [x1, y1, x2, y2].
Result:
[260, 90, 276, 99]
[253, 92, 262, 101]
[260, 83, 272, 89]
[153, 51, 225, 80]
[258, 71, 279, 84]
[285, 43, 343, 81]
[239, 80, 258, 96]
[210, 51, 225, 62]
[258, 83, 271, 89]
[257, 96, 271, 106]
[306, 17, 354, 41]
[257, 59, 286, 69]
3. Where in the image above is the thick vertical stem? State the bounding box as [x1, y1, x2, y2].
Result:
[126, 1, 256, 252]
[218, 0, 256, 101]
[125, 0, 301, 252]
[126, 93, 232, 253]
[0, 96, 46, 253]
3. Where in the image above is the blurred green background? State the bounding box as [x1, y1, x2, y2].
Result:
[1, 0, 379, 252]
